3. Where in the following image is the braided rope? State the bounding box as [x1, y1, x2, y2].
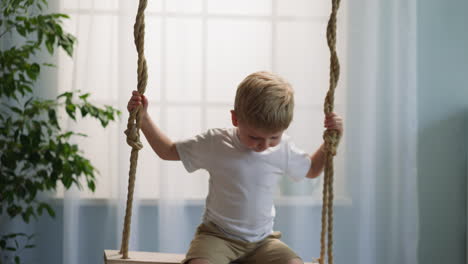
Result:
[318, 1, 341, 264]
[119, 0, 148, 259]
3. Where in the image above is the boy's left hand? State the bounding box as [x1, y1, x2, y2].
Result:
[324, 113, 343, 135]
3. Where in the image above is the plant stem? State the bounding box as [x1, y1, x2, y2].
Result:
[0, 26, 14, 39]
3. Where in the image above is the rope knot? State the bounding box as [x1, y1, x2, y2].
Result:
[323, 129, 340, 156]
[125, 107, 144, 150]
[125, 124, 143, 150]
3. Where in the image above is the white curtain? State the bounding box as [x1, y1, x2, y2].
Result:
[25, 0, 419, 264]
[345, 0, 419, 263]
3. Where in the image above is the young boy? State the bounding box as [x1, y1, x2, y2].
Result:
[127, 71, 343, 264]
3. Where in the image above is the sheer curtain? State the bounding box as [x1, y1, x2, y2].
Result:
[345, 0, 418, 263]
[42, 0, 419, 264]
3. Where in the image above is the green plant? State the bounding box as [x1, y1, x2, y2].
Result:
[0, 0, 120, 262]
[0, 233, 34, 264]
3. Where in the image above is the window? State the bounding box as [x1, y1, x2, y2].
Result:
[57, 0, 348, 202]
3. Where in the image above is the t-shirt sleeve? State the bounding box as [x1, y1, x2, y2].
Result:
[285, 139, 312, 181]
[175, 130, 213, 173]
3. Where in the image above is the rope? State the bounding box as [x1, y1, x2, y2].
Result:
[318, 1, 341, 264]
[119, 0, 148, 259]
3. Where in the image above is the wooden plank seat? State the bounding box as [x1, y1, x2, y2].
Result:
[105, 250, 185, 264]
[104, 250, 317, 264]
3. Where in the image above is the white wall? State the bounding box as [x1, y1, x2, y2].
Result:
[417, 0, 468, 263]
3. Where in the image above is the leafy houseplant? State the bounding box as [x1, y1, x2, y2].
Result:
[0, 0, 120, 262]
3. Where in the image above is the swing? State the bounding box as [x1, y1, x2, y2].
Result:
[104, 0, 341, 263]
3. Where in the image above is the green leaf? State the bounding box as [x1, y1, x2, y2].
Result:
[65, 103, 76, 120]
[62, 34, 76, 56]
[22, 206, 36, 223]
[26, 63, 40, 80]
[37, 205, 43, 216]
[62, 42, 74, 56]
[80, 106, 89, 117]
[24, 97, 33, 107]
[17, 26, 26, 37]
[52, 159, 63, 171]
[87, 180, 95, 192]
[37, 30, 44, 45]
[1, 153, 17, 170]
[60, 131, 74, 139]
[61, 175, 73, 188]
[9, 106, 23, 114]
[20, 134, 29, 146]
[45, 36, 54, 54]
[53, 13, 69, 19]
[15, 256, 20, 264]
[48, 109, 59, 128]
[41, 203, 55, 218]
[7, 204, 22, 217]
[20, 84, 33, 94]
[5, 233, 22, 239]
[44, 150, 53, 161]
[79, 93, 90, 100]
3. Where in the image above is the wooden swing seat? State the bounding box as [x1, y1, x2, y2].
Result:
[105, 250, 184, 264]
[104, 250, 317, 264]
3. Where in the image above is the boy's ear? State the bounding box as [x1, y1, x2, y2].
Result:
[231, 110, 238, 127]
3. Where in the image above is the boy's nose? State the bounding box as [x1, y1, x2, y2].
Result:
[257, 140, 267, 150]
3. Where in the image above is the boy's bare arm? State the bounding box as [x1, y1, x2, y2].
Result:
[306, 144, 326, 179]
[140, 114, 180, 161]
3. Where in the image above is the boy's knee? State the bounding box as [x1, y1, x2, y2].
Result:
[186, 258, 211, 264]
[287, 258, 304, 264]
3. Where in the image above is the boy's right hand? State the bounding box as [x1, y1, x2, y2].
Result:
[127, 90, 148, 116]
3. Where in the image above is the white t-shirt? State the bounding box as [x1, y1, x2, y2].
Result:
[175, 128, 311, 242]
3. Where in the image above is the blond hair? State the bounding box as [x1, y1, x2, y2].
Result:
[234, 71, 294, 131]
